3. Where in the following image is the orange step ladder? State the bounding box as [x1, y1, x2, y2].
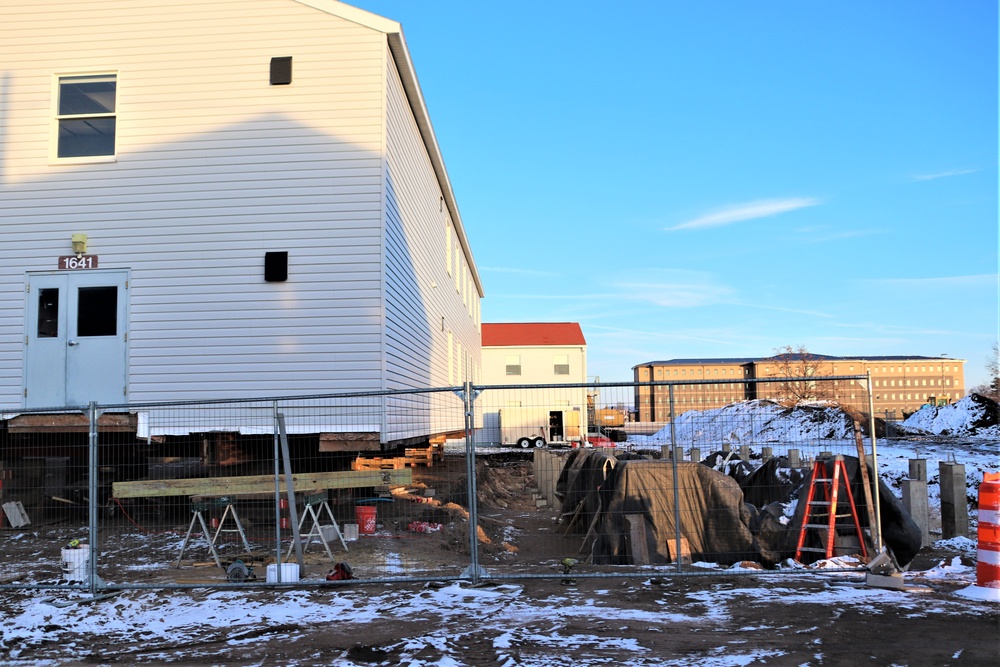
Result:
[795, 456, 869, 562]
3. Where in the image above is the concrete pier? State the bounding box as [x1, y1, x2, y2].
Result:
[901, 477, 930, 547]
[788, 449, 800, 468]
[939, 460, 969, 539]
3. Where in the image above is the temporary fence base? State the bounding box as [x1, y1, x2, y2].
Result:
[955, 584, 1000, 602]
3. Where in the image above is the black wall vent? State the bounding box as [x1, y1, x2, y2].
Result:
[270, 57, 293, 85]
[264, 251, 289, 282]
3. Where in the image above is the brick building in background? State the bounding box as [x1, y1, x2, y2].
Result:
[633, 354, 966, 422]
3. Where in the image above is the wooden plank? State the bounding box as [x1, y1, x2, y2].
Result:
[318, 432, 380, 453]
[625, 514, 650, 565]
[6, 412, 137, 434]
[853, 420, 879, 550]
[112, 469, 411, 499]
[666, 536, 692, 564]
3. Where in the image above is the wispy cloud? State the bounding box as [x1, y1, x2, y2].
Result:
[787, 224, 884, 243]
[806, 228, 884, 243]
[615, 281, 734, 308]
[912, 168, 978, 181]
[480, 266, 558, 277]
[863, 274, 997, 289]
[610, 268, 735, 308]
[668, 197, 821, 231]
[736, 302, 833, 319]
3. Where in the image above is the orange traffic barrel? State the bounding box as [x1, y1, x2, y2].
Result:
[957, 471, 1000, 602]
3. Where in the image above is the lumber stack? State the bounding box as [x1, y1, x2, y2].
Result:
[352, 444, 443, 471]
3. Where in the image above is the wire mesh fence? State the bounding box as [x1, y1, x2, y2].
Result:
[0, 376, 900, 591]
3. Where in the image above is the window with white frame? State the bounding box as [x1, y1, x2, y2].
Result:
[56, 74, 117, 158]
[553, 354, 569, 376]
[505, 355, 521, 376]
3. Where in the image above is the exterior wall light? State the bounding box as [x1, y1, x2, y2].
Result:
[71, 233, 88, 255]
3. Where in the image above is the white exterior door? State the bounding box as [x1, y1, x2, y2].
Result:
[24, 270, 129, 408]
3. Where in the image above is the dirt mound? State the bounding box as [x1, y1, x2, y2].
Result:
[898, 394, 1000, 437]
[637, 399, 858, 446]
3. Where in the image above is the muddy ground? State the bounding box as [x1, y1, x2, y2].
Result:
[1, 453, 998, 665]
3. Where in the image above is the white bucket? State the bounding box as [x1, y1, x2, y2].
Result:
[318, 525, 339, 543]
[343, 524, 359, 541]
[265, 563, 300, 583]
[61, 545, 89, 582]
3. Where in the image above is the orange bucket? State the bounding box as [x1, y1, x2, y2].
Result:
[356, 505, 377, 535]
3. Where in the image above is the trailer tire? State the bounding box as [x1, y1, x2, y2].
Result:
[533, 437, 546, 448]
[517, 437, 532, 449]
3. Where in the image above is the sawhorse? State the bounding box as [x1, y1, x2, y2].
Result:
[286, 491, 348, 563]
[176, 496, 253, 568]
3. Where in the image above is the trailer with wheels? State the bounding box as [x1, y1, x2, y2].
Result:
[498, 407, 583, 448]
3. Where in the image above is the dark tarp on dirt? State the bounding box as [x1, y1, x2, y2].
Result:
[583, 455, 922, 568]
[556, 449, 643, 534]
[701, 451, 755, 487]
[591, 461, 763, 566]
[738, 456, 804, 508]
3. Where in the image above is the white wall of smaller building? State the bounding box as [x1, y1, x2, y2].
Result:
[478, 343, 587, 445]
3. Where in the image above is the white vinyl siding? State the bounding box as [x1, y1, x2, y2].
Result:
[382, 42, 477, 439]
[0, 0, 480, 434]
[478, 342, 587, 445]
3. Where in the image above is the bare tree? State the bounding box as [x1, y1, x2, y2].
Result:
[971, 342, 1000, 401]
[765, 345, 831, 403]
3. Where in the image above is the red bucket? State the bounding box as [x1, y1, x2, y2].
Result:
[356, 505, 377, 535]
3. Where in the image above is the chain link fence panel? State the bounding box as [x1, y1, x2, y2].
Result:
[0, 375, 906, 591]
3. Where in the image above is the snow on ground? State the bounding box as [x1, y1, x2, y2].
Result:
[633, 399, 860, 447]
[627, 398, 998, 523]
[0, 568, 991, 667]
[896, 394, 1000, 438]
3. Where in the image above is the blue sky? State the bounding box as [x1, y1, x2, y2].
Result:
[351, 1, 998, 389]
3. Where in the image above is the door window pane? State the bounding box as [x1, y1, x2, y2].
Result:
[37, 288, 59, 338]
[77, 286, 117, 336]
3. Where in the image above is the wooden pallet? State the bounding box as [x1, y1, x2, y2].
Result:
[404, 444, 443, 467]
[353, 444, 443, 471]
[352, 457, 410, 471]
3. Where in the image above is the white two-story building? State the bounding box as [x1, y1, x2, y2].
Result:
[0, 0, 482, 449]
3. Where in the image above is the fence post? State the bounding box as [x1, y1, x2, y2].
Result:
[668, 384, 682, 573]
[866, 371, 883, 553]
[273, 401, 283, 572]
[277, 413, 303, 575]
[464, 381, 483, 584]
[88, 402, 100, 593]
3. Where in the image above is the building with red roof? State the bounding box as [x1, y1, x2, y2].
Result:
[479, 323, 588, 446]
